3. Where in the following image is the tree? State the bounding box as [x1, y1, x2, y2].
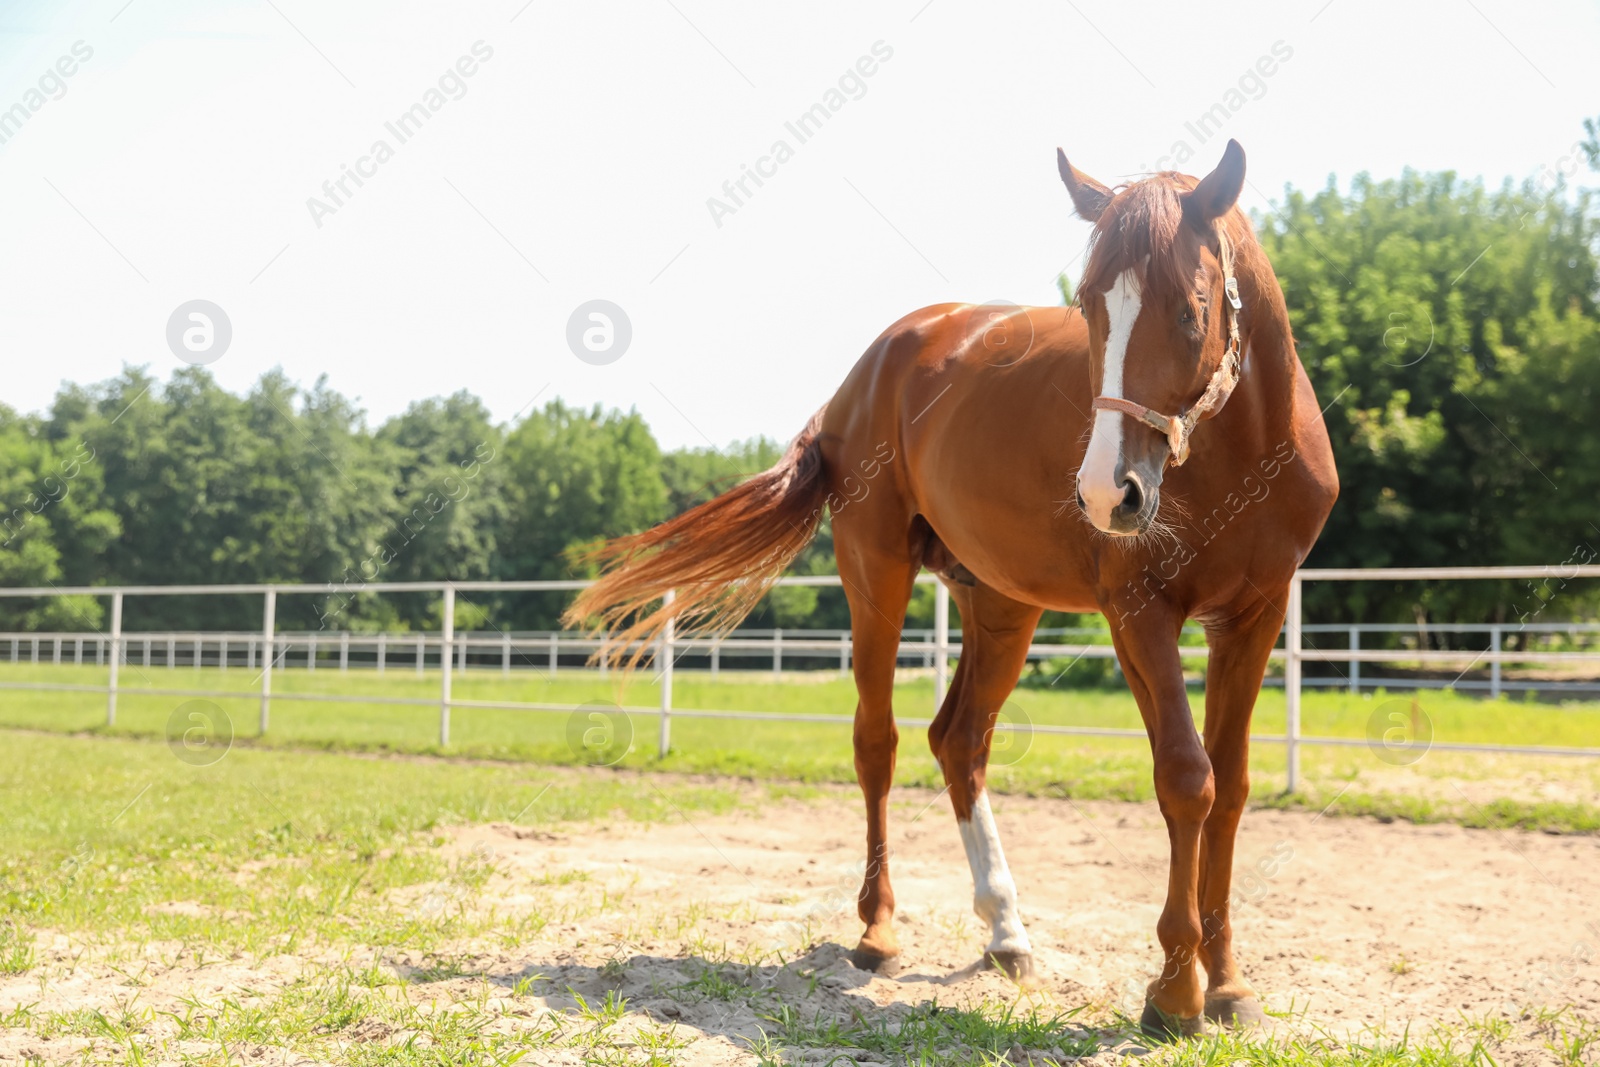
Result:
[495, 400, 669, 628]
[364, 392, 508, 631]
[661, 437, 782, 514]
[1257, 169, 1600, 625]
[42, 368, 405, 631]
[0, 404, 118, 630]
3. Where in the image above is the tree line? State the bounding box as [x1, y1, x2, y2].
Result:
[3, 161, 1598, 638]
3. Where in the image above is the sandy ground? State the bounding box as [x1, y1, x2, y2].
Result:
[481, 789, 1600, 1053]
[4, 785, 1598, 1064]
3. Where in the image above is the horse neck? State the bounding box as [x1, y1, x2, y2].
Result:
[1229, 240, 1303, 448]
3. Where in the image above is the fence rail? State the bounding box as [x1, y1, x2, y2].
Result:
[10, 622, 1600, 701]
[5, 566, 1600, 791]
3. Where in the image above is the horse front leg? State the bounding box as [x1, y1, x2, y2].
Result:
[1110, 605, 1215, 1038]
[1196, 599, 1286, 1028]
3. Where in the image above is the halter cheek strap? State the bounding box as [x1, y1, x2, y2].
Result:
[1090, 230, 1244, 467]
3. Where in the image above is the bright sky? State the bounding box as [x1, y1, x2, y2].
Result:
[1, 0, 1597, 449]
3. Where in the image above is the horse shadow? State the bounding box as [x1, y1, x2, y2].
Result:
[386, 941, 1127, 1061]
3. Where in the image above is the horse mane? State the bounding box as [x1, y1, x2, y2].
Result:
[1079, 172, 1243, 313]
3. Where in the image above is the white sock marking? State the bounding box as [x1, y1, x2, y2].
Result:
[1079, 267, 1140, 531]
[957, 791, 1031, 956]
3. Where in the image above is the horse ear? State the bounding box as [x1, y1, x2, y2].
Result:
[1057, 148, 1113, 222]
[1184, 139, 1246, 227]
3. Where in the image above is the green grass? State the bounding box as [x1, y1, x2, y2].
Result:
[0, 730, 795, 1063]
[758, 998, 1103, 1062]
[753, 1000, 1600, 1066]
[2, 662, 1598, 832]
[0, 728, 773, 951]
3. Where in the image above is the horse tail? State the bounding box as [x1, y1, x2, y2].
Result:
[562, 407, 830, 669]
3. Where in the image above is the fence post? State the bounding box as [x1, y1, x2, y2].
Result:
[1285, 574, 1303, 793]
[415, 633, 425, 676]
[377, 632, 386, 673]
[1348, 625, 1360, 694]
[339, 631, 349, 671]
[659, 589, 675, 757]
[260, 590, 276, 735]
[1490, 625, 1502, 699]
[710, 640, 718, 679]
[439, 587, 455, 747]
[773, 627, 782, 677]
[934, 581, 950, 714]
[106, 591, 123, 726]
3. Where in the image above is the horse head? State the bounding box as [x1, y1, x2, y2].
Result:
[1060, 140, 1248, 537]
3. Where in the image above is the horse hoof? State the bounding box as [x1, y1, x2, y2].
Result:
[1205, 994, 1266, 1029]
[1139, 1000, 1205, 1041]
[848, 946, 902, 976]
[986, 950, 1035, 983]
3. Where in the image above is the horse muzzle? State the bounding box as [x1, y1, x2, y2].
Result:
[1077, 468, 1159, 537]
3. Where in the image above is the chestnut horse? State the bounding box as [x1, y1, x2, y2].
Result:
[566, 140, 1338, 1037]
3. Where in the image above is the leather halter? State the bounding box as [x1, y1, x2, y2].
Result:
[1090, 230, 1243, 467]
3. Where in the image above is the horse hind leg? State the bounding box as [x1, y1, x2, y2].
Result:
[928, 581, 1043, 981]
[838, 547, 918, 975]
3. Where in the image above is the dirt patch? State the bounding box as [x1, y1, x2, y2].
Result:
[2, 787, 1596, 1064]
[458, 788, 1599, 1023]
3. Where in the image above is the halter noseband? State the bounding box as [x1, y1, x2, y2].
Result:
[1090, 230, 1243, 467]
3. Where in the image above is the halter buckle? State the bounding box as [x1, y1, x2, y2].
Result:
[1224, 276, 1242, 311]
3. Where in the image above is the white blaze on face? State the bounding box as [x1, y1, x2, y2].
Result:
[957, 791, 1032, 956]
[1078, 267, 1142, 531]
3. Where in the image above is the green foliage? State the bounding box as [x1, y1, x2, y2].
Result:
[499, 399, 666, 582]
[38, 368, 405, 631]
[1257, 169, 1600, 623]
[660, 436, 781, 514]
[0, 403, 118, 629]
[1024, 653, 1116, 689]
[0, 365, 860, 632]
[492, 399, 669, 627]
[374, 392, 507, 581]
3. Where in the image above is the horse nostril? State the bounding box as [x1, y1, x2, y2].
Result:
[1076, 487, 1087, 513]
[1119, 475, 1144, 515]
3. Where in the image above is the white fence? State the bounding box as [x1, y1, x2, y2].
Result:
[2, 567, 1600, 791]
[0, 625, 1026, 676]
[8, 619, 1600, 698]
